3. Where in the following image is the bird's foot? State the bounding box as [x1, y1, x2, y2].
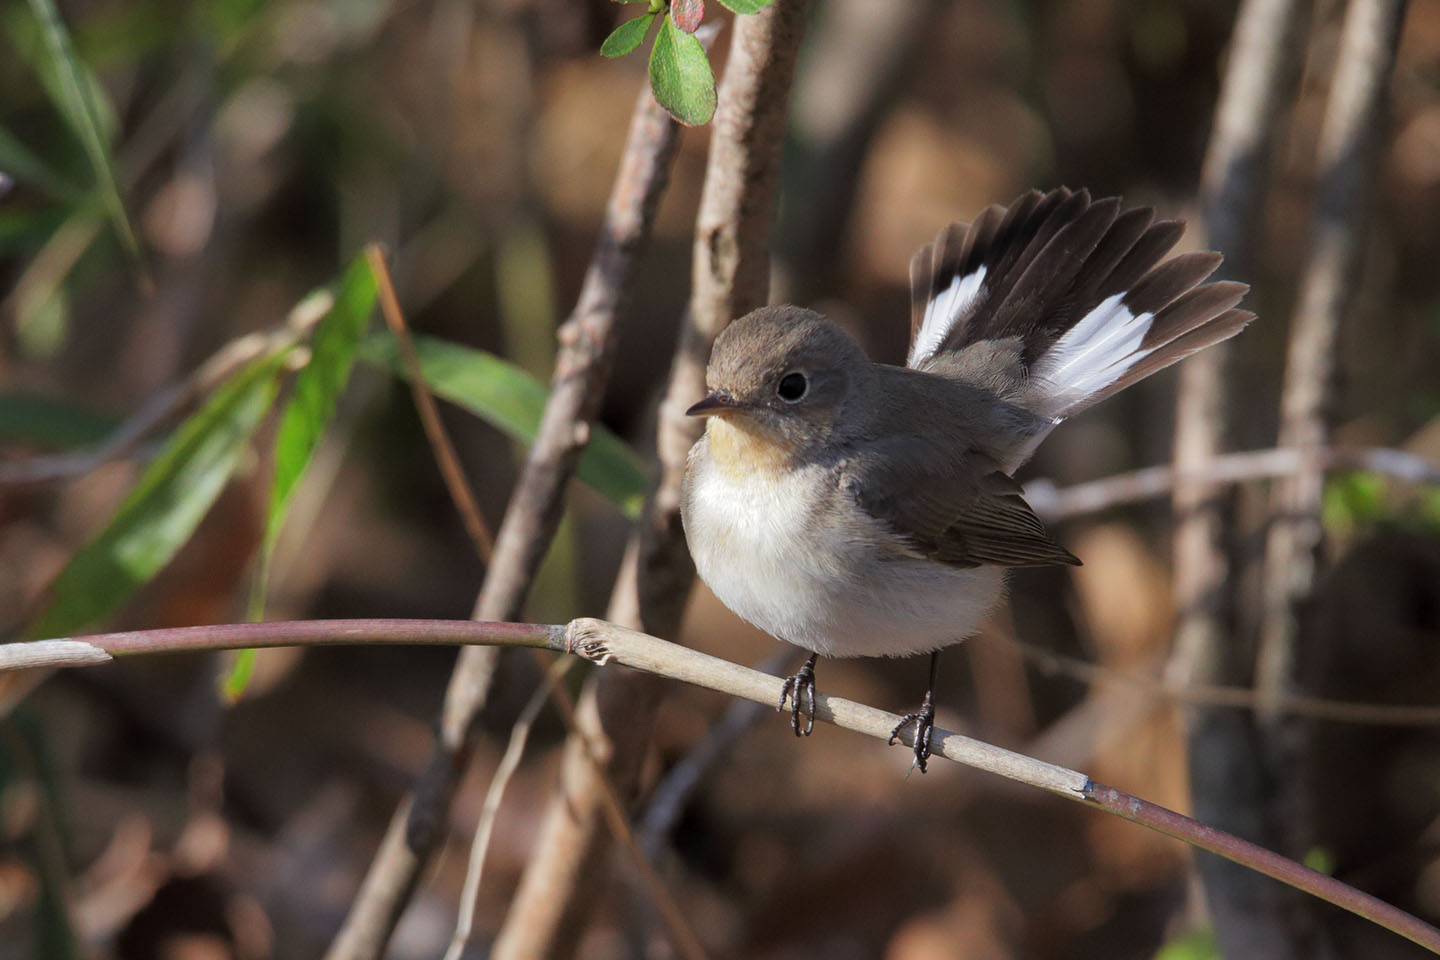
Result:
[778, 654, 818, 737]
[888, 695, 935, 775]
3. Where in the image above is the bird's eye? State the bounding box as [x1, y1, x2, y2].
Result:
[777, 372, 808, 402]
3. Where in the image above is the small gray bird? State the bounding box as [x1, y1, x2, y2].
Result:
[680, 188, 1252, 771]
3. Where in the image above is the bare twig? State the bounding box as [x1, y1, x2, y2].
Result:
[21, 616, 1440, 955]
[1024, 445, 1438, 521]
[984, 633, 1440, 726]
[444, 657, 571, 960]
[1255, 0, 1408, 718]
[366, 244, 494, 562]
[324, 77, 683, 960]
[1250, 1, 1408, 944]
[1166, 0, 1307, 955]
[492, 7, 814, 957]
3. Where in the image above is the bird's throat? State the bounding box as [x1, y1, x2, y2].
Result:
[705, 417, 792, 480]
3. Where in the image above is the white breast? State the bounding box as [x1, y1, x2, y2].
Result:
[681, 435, 1006, 659]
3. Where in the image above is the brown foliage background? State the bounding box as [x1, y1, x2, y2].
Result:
[2, 0, 1440, 957]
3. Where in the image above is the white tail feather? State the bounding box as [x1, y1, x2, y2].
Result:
[909, 266, 986, 367]
[1030, 293, 1154, 416]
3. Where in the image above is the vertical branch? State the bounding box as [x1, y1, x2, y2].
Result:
[1251, 0, 1407, 932]
[491, 5, 815, 958]
[324, 83, 682, 960]
[1165, 0, 1306, 956]
[1255, 0, 1407, 717]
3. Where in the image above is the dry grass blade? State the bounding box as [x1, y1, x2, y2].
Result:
[365, 245, 494, 562]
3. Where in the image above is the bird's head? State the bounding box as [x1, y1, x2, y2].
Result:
[688, 306, 873, 463]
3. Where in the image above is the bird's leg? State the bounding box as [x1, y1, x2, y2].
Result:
[778, 652, 818, 736]
[888, 652, 940, 774]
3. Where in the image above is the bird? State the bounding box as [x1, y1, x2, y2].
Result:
[679, 187, 1252, 772]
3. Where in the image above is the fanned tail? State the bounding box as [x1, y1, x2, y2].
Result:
[907, 187, 1253, 430]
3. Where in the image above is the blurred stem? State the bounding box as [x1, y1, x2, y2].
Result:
[1165, 0, 1307, 955]
[1255, 0, 1407, 719]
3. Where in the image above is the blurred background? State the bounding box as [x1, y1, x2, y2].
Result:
[2, 0, 1440, 957]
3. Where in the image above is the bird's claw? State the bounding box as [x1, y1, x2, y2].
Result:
[778, 656, 817, 737]
[888, 700, 935, 775]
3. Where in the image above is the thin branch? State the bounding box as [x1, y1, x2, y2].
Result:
[1167, 0, 1307, 955]
[1256, 0, 1408, 718]
[20, 616, 1440, 956]
[444, 657, 571, 960]
[324, 76, 684, 960]
[1024, 445, 1438, 522]
[366, 244, 494, 562]
[492, 7, 814, 956]
[984, 633, 1440, 726]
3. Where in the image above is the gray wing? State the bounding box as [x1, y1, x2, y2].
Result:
[845, 443, 1080, 569]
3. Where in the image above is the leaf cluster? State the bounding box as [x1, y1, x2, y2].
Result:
[601, 0, 774, 126]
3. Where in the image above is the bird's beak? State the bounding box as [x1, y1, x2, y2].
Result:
[686, 392, 746, 417]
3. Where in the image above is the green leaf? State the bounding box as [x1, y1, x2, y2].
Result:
[1322, 471, 1386, 535]
[1153, 929, 1217, 960]
[24, 0, 145, 277]
[242, 255, 377, 659]
[0, 390, 117, 450]
[359, 332, 648, 518]
[220, 648, 257, 702]
[601, 12, 656, 57]
[265, 260, 378, 549]
[715, 0, 773, 13]
[648, 13, 716, 126]
[27, 353, 287, 640]
[1303, 845, 1335, 875]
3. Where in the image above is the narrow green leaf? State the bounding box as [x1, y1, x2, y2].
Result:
[25, 0, 145, 276]
[27, 353, 287, 640]
[715, 0, 773, 12]
[0, 390, 117, 450]
[242, 255, 378, 650]
[358, 332, 648, 518]
[648, 13, 716, 126]
[220, 648, 257, 702]
[232, 258, 375, 699]
[265, 259, 378, 544]
[601, 12, 656, 57]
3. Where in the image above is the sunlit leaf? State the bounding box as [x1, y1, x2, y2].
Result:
[359, 332, 648, 518]
[231, 258, 378, 698]
[24, 0, 145, 276]
[0, 390, 117, 450]
[648, 12, 716, 126]
[27, 353, 287, 640]
[601, 12, 656, 57]
[265, 260, 378, 548]
[715, 0, 773, 13]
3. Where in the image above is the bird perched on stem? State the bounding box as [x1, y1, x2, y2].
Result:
[681, 187, 1252, 772]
